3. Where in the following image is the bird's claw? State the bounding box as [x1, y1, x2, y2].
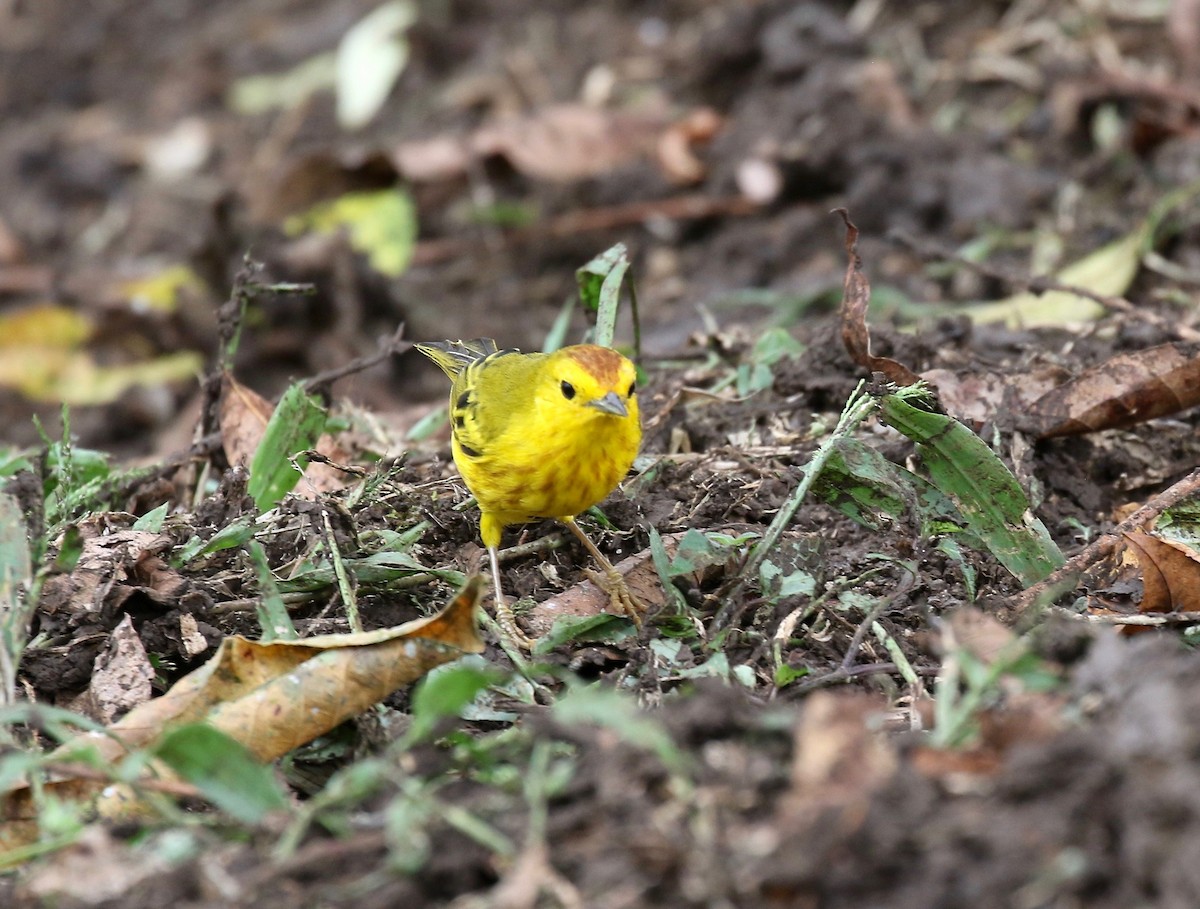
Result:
[584, 566, 646, 627]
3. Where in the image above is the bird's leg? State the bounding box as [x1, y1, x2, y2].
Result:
[562, 517, 646, 625]
[489, 545, 535, 651]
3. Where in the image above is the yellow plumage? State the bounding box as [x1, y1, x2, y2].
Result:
[416, 339, 643, 647]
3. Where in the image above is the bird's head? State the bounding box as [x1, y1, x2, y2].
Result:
[545, 344, 639, 423]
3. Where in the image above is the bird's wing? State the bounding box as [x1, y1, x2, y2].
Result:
[450, 347, 540, 458]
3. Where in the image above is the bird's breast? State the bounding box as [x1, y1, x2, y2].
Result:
[454, 414, 637, 522]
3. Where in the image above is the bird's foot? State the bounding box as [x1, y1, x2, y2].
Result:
[584, 565, 647, 627]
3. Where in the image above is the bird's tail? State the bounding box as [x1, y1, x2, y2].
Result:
[414, 338, 500, 378]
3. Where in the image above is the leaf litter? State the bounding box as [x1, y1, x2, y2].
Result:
[5, 2, 1200, 907]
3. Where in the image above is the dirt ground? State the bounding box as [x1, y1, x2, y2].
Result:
[4, 1, 1200, 906]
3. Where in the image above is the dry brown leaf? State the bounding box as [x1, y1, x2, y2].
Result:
[836, 211, 921, 386]
[471, 104, 667, 182]
[87, 615, 154, 725]
[219, 372, 352, 497]
[921, 366, 1066, 429]
[38, 525, 181, 619]
[945, 606, 1017, 666]
[219, 372, 274, 469]
[394, 103, 721, 186]
[1122, 529, 1200, 615]
[654, 107, 722, 185]
[1022, 343, 1200, 439]
[392, 134, 475, 182]
[523, 534, 679, 638]
[0, 578, 484, 838]
[911, 692, 1065, 781]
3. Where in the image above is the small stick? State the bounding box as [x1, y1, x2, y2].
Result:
[1012, 467, 1200, 613]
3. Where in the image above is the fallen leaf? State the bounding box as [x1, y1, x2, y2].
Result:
[1021, 343, 1200, 438]
[0, 304, 91, 349]
[38, 526, 182, 620]
[835, 211, 921, 386]
[524, 535, 679, 639]
[946, 606, 1018, 667]
[283, 188, 417, 277]
[472, 104, 666, 182]
[393, 103, 718, 186]
[921, 366, 1066, 429]
[219, 373, 350, 502]
[87, 614, 154, 724]
[654, 106, 722, 184]
[1122, 529, 1200, 615]
[0, 578, 484, 843]
[966, 181, 1200, 327]
[335, 0, 416, 130]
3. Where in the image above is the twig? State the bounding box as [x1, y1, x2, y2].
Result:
[839, 566, 916, 673]
[1012, 467, 1200, 613]
[1063, 609, 1200, 627]
[302, 322, 409, 395]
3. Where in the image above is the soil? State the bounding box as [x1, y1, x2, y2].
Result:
[4, 1, 1200, 907]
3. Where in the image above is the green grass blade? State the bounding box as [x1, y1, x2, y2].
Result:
[576, 243, 630, 349]
[153, 723, 288, 824]
[247, 383, 328, 511]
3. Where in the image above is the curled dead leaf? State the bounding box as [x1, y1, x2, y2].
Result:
[835, 211, 921, 387]
[0, 578, 484, 844]
[1022, 343, 1200, 439]
[1122, 529, 1200, 616]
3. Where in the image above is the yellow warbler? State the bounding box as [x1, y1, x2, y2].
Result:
[416, 339, 643, 647]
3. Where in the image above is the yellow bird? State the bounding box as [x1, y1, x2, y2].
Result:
[415, 339, 644, 648]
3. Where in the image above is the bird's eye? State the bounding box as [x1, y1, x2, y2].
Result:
[560, 380, 576, 399]
[627, 381, 636, 397]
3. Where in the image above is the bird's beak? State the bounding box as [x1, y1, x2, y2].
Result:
[586, 391, 628, 417]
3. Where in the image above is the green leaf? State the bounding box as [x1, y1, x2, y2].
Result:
[174, 517, 255, 566]
[132, 502, 169, 532]
[750, 327, 804, 366]
[247, 383, 328, 511]
[406, 662, 501, 744]
[285, 189, 418, 278]
[532, 613, 636, 654]
[575, 243, 631, 349]
[758, 561, 815, 600]
[813, 437, 984, 546]
[247, 540, 296, 642]
[880, 392, 1063, 585]
[227, 53, 337, 115]
[774, 663, 809, 688]
[405, 405, 447, 442]
[0, 449, 33, 480]
[0, 493, 30, 595]
[541, 295, 576, 354]
[648, 527, 688, 613]
[153, 723, 288, 824]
